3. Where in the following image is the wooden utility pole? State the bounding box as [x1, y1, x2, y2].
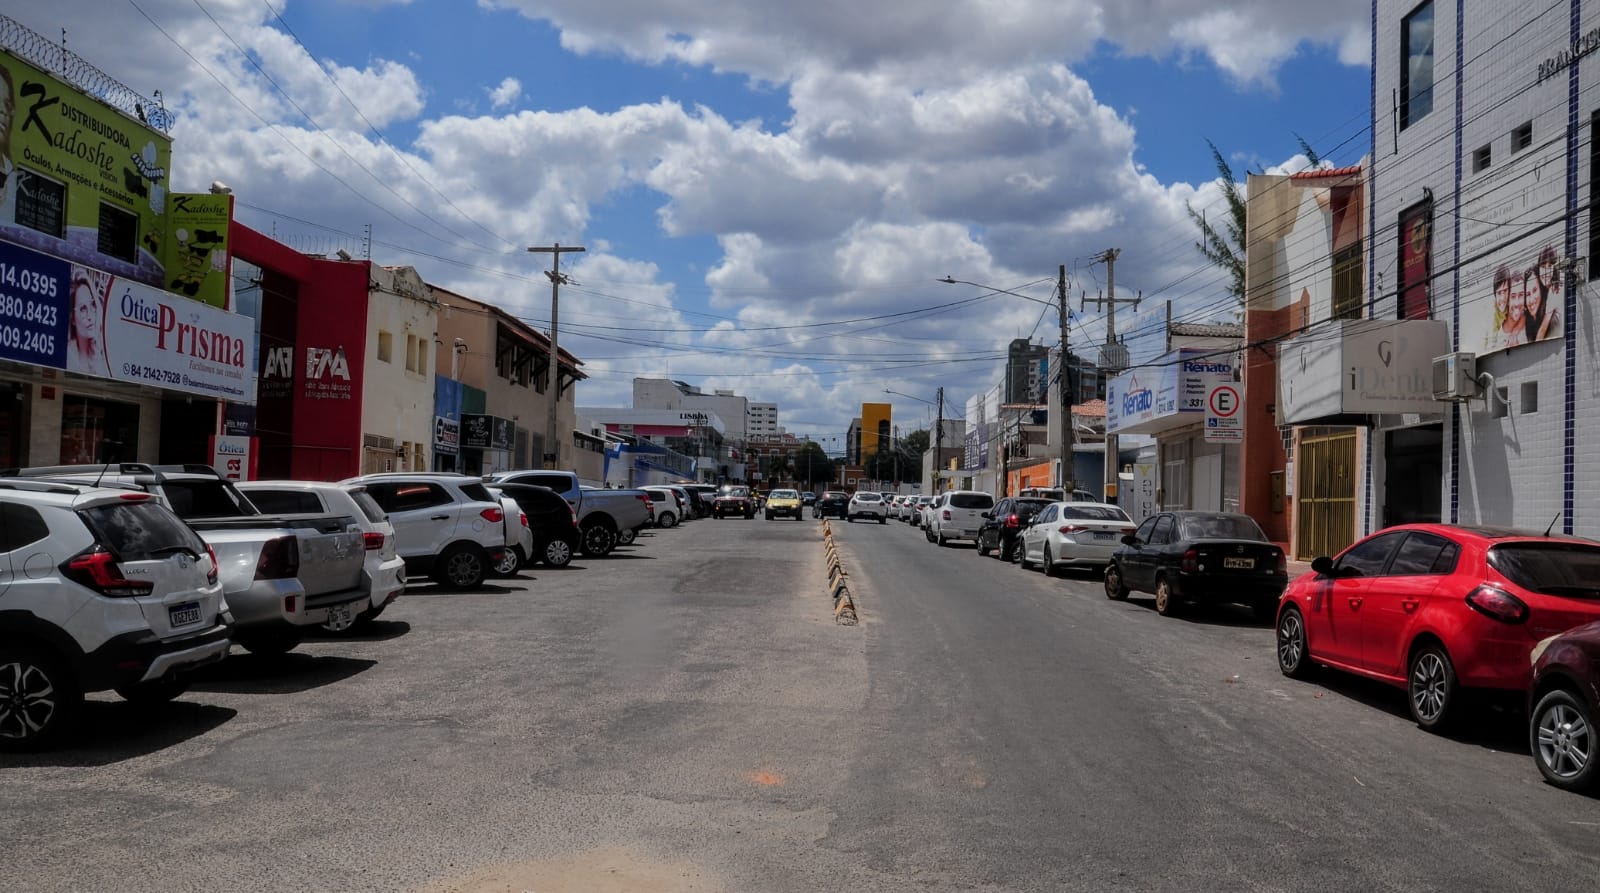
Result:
[1057, 263, 1073, 492]
[934, 387, 944, 493]
[528, 243, 584, 467]
[1080, 249, 1139, 503]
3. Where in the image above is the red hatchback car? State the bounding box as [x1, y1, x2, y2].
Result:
[1275, 524, 1600, 732]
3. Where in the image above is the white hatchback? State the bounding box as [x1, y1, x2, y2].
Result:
[846, 491, 888, 523]
[1018, 502, 1135, 575]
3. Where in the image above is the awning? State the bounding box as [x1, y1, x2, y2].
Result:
[1277, 319, 1449, 425]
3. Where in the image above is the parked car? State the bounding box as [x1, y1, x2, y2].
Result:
[975, 497, 1053, 561]
[713, 485, 756, 519]
[0, 480, 231, 751]
[765, 488, 804, 520]
[925, 490, 995, 546]
[1106, 511, 1286, 619]
[1529, 620, 1600, 792]
[237, 480, 407, 632]
[486, 470, 651, 556]
[680, 483, 719, 519]
[488, 482, 581, 568]
[13, 464, 369, 656]
[847, 491, 888, 523]
[1019, 502, 1136, 575]
[1277, 525, 1600, 733]
[347, 473, 508, 590]
[802, 492, 817, 507]
[816, 491, 849, 519]
[910, 495, 934, 527]
[643, 486, 686, 528]
[491, 493, 534, 576]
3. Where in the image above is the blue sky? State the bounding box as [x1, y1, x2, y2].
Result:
[14, 0, 1373, 440]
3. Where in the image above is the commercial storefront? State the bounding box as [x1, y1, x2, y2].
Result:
[1105, 350, 1239, 515]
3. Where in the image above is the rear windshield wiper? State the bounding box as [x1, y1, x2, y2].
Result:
[148, 545, 202, 561]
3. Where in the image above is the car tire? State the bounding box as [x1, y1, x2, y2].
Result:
[1275, 606, 1314, 679]
[794, 513, 802, 521]
[878, 517, 886, 525]
[936, 531, 947, 547]
[580, 522, 617, 557]
[998, 538, 1013, 562]
[1042, 545, 1057, 576]
[0, 644, 82, 752]
[924, 528, 934, 543]
[1408, 642, 1461, 733]
[1532, 688, 1600, 792]
[1103, 563, 1130, 600]
[1154, 576, 1180, 616]
[114, 677, 190, 705]
[1019, 544, 1033, 570]
[491, 545, 523, 578]
[617, 527, 638, 546]
[436, 543, 489, 589]
[236, 628, 305, 656]
[542, 537, 575, 567]
[658, 511, 677, 528]
[976, 534, 990, 557]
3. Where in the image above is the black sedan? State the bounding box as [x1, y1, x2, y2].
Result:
[1103, 511, 1286, 618]
[488, 482, 582, 568]
[815, 490, 849, 519]
[975, 496, 1053, 562]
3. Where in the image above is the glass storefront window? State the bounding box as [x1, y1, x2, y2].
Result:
[61, 394, 139, 464]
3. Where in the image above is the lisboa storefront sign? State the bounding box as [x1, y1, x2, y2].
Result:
[0, 237, 255, 402]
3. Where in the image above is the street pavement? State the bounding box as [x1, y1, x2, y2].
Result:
[3, 516, 1599, 891]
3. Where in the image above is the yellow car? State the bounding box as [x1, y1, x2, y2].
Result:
[764, 488, 804, 520]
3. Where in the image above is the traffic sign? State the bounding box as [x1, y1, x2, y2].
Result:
[1205, 382, 1243, 443]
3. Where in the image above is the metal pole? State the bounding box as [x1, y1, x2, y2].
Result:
[1103, 249, 1120, 503]
[1058, 263, 1074, 494]
[529, 243, 585, 468]
[935, 387, 944, 493]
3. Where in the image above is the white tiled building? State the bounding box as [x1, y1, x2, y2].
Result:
[748, 402, 779, 436]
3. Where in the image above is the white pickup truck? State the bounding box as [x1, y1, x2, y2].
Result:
[485, 470, 651, 556]
[11, 464, 368, 655]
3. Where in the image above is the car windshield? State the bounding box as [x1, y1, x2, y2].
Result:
[771, 490, 798, 499]
[1061, 505, 1131, 522]
[949, 493, 994, 509]
[720, 487, 750, 498]
[1489, 543, 1600, 597]
[1179, 514, 1267, 541]
[162, 480, 258, 519]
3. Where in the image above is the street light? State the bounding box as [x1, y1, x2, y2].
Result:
[939, 271, 1074, 493]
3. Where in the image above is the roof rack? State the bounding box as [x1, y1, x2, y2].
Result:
[0, 480, 85, 495]
[0, 463, 159, 478]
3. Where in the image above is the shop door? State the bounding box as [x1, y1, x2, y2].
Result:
[1295, 428, 1358, 561]
[1383, 424, 1443, 527]
[0, 382, 29, 469]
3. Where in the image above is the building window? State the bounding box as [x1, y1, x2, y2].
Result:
[97, 203, 138, 263]
[1511, 122, 1533, 153]
[1331, 244, 1364, 320]
[1397, 200, 1433, 320]
[60, 394, 139, 464]
[1472, 145, 1491, 173]
[1400, 0, 1435, 130]
[417, 341, 428, 377]
[405, 334, 419, 372]
[1521, 381, 1539, 414]
[377, 331, 393, 363]
[14, 169, 66, 238]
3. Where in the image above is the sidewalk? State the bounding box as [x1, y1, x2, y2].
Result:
[1286, 557, 1315, 581]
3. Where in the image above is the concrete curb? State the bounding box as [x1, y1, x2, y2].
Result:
[820, 522, 857, 625]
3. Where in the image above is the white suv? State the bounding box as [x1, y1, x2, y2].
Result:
[847, 491, 888, 523]
[925, 490, 995, 546]
[0, 480, 230, 751]
[344, 474, 508, 590]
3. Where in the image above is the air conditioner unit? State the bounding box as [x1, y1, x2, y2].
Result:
[1432, 352, 1478, 401]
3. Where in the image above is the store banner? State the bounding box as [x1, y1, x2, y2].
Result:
[208, 434, 257, 481]
[0, 237, 256, 402]
[434, 415, 459, 455]
[162, 193, 233, 308]
[461, 413, 492, 449]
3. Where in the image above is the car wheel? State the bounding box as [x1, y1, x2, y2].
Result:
[114, 677, 190, 705]
[765, 512, 773, 520]
[1275, 606, 1314, 679]
[936, 531, 947, 547]
[1042, 545, 1057, 576]
[236, 628, 305, 656]
[1408, 643, 1460, 732]
[794, 513, 802, 521]
[878, 516, 886, 525]
[580, 522, 617, 557]
[659, 511, 677, 528]
[1019, 543, 1034, 570]
[1154, 576, 1180, 616]
[0, 645, 82, 752]
[491, 545, 523, 578]
[1532, 688, 1600, 792]
[542, 537, 574, 567]
[924, 528, 934, 543]
[1103, 563, 1129, 600]
[617, 527, 638, 546]
[437, 543, 489, 589]
[998, 538, 1013, 562]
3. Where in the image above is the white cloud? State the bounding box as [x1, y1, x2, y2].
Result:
[487, 76, 522, 109]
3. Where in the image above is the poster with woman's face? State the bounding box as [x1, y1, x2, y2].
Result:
[1475, 245, 1562, 355]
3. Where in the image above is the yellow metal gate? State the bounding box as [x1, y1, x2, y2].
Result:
[1295, 428, 1358, 561]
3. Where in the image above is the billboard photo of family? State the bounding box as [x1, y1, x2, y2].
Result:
[1478, 246, 1562, 354]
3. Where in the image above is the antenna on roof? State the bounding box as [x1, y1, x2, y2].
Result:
[1545, 512, 1562, 537]
[93, 441, 124, 489]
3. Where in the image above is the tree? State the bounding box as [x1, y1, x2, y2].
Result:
[793, 441, 832, 487]
[902, 428, 929, 461]
[1185, 139, 1247, 309]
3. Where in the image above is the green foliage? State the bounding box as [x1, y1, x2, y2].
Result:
[793, 441, 833, 485]
[1184, 139, 1247, 307]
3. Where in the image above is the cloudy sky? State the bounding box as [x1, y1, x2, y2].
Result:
[10, 0, 1370, 449]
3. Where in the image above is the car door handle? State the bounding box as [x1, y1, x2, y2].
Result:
[1401, 599, 1420, 611]
[1347, 597, 1363, 609]
[430, 514, 450, 521]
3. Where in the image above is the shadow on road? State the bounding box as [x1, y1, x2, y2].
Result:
[306, 620, 412, 642]
[0, 701, 237, 768]
[1297, 665, 1531, 755]
[189, 653, 376, 695]
[400, 582, 522, 596]
[1123, 594, 1275, 628]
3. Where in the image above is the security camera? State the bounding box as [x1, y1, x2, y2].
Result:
[336, 248, 352, 261]
[208, 180, 231, 194]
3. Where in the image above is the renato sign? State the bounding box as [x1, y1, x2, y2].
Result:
[1106, 349, 1234, 435]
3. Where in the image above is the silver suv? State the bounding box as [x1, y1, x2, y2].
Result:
[0, 480, 230, 751]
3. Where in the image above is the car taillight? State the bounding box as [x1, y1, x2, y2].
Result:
[1466, 584, 1528, 624]
[1121, 527, 1137, 536]
[1059, 525, 1086, 534]
[1180, 548, 1200, 573]
[480, 507, 504, 524]
[1276, 551, 1287, 574]
[205, 544, 219, 586]
[1005, 514, 1019, 529]
[363, 532, 385, 551]
[519, 512, 529, 528]
[61, 547, 153, 598]
[255, 536, 300, 580]
[568, 506, 579, 527]
[942, 509, 951, 520]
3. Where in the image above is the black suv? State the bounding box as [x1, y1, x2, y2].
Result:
[815, 491, 849, 519]
[976, 496, 1054, 562]
[488, 482, 582, 567]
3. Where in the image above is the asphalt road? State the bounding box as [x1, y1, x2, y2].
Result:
[3, 514, 1599, 891]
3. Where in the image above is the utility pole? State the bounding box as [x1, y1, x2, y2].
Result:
[1056, 263, 1074, 494]
[934, 387, 944, 493]
[529, 243, 584, 468]
[1080, 248, 1139, 503]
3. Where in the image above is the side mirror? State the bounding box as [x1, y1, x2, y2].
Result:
[980, 511, 992, 519]
[1121, 534, 1139, 546]
[1310, 556, 1336, 576]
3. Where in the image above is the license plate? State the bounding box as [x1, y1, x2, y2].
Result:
[168, 602, 202, 627]
[1224, 557, 1256, 569]
[325, 603, 354, 626]
[1093, 531, 1116, 540]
